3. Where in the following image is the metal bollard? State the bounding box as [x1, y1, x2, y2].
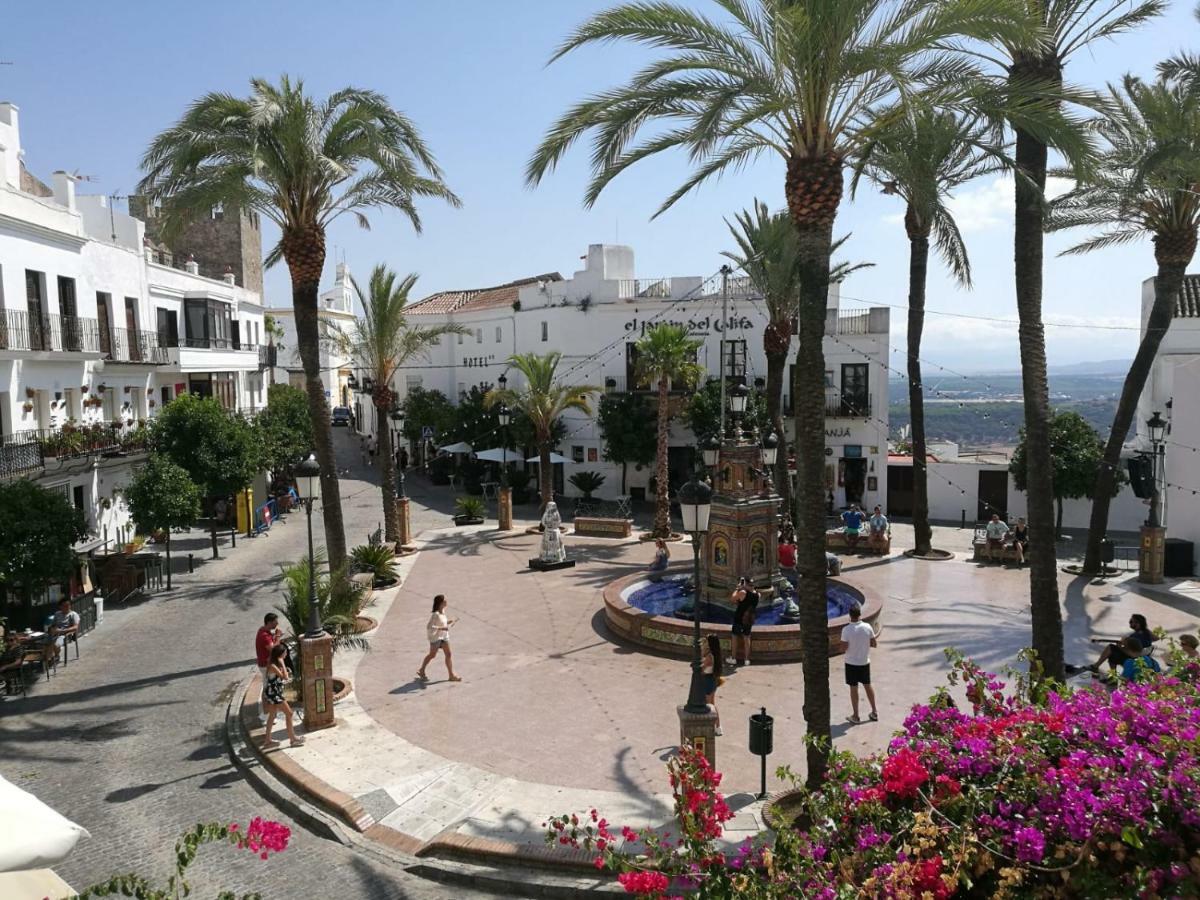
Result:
[212, 529, 219, 559]
[961, 509, 966, 529]
[188, 553, 194, 574]
[231, 528, 236, 549]
[749, 706, 774, 800]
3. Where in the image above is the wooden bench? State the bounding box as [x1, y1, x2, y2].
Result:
[971, 539, 1022, 564]
[825, 529, 890, 556]
[574, 517, 633, 538]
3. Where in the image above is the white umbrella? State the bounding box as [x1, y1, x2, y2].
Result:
[527, 452, 573, 465]
[0, 775, 90, 872]
[438, 441, 473, 454]
[474, 447, 515, 463]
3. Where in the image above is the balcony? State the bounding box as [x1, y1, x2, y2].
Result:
[105, 327, 170, 365]
[0, 309, 100, 354]
[825, 393, 872, 418]
[602, 375, 692, 394]
[0, 421, 150, 479]
[0, 431, 43, 479]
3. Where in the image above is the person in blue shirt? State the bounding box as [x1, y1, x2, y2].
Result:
[1090, 614, 1155, 674]
[1119, 636, 1161, 682]
[841, 504, 864, 549]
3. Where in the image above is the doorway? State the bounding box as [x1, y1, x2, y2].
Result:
[977, 470, 1008, 521]
[887, 464, 914, 517]
[843, 457, 867, 506]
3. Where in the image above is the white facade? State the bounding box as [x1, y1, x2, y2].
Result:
[0, 102, 265, 541]
[266, 261, 356, 410]
[396, 243, 890, 505]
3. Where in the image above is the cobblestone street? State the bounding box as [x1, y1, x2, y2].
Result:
[0, 430, 495, 899]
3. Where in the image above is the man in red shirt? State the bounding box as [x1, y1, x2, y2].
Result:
[778, 536, 799, 591]
[255, 613, 282, 721]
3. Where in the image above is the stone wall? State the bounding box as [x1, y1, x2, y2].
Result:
[129, 196, 263, 294]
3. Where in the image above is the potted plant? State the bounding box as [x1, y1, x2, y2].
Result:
[350, 543, 399, 588]
[21, 400, 33, 414]
[569, 470, 606, 501]
[24, 387, 35, 399]
[453, 496, 486, 526]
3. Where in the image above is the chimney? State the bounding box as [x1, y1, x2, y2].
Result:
[0, 103, 19, 190]
[223, 265, 236, 286]
[52, 170, 76, 212]
[184, 254, 199, 275]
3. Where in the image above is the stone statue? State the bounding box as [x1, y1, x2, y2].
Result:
[539, 501, 565, 563]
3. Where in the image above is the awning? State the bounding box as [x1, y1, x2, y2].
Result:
[474, 447, 517, 463]
[526, 452, 573, 465]
[438, 441, 473, 454]
[0, 775, 90, 872]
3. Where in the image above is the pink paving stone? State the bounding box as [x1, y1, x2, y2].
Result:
[354, 528, 1200, 798]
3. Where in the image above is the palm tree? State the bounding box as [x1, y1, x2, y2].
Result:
[850, 110, 1000, 556]
[484, 353, 598, 513]
[341, 266, 464, 544]
[723, 205, 870, 525]
[138, 76, 460, 572]
[1159, 4, 1200, 86]
[263, 314, 285, 387]
[976, 0, 1164, 681]
[634, 325, 704, 538]
[1050, 76, 1200, 573]
[527, 0, 1036, 785]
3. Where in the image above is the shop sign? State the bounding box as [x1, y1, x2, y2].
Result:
[623, 314, 755, 337]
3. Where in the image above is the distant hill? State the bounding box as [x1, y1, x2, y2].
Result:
[1048, 359, 1132, 376]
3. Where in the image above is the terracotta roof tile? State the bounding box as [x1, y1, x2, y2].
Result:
[407, 273, 563, 316]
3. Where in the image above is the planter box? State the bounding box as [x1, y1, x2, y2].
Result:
[825, 529, 890, 556]
[453, 515, 484, 527]
[574, 516, 632, 538]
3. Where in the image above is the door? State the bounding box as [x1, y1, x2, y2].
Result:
[124, 298, 141, 361]
[26, 270, 47, 350]
[625, 342, 641, 391]
[97, 293, 112, 356]
[977, 470, 1008, 522]
[843, 457, 867, 506]
[888, 464, 914, 517]
[58, 277, 80, 350]
[840, 364, 869, 416]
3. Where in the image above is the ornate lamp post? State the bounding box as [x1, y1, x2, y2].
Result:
[390, 408, 407, 500]
[1139, 410, 1169, 584]
[496, 373, 514, 530]
[729, 382, 749, 440]
[498, 403, 511, 486]
[760, 431, 778, 493]
[1147, 410, 1167, 528]
[295, 454, 323, 637]
[679, 475, 713, 713]
[295, 452, 336, 731]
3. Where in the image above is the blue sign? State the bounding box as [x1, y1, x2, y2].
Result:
[421, 426, 435, 440]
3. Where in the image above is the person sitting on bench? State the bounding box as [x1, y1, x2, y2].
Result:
[867, 506, 889, 552]
[1119, 636, 1161, 682]
[1010, 517, 1029, 566]
[841, 505, 864, 549]
[647, 539, 670, 582]
[984, 514, 1009, 563]
[1090, 614, 1155, 674]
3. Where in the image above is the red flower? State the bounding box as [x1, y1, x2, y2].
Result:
[880, 748, 929, 799]
[618, 870, 671, 895]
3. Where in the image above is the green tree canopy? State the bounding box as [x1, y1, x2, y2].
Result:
[400, 387, 457, 445]
[0, 480, 87, 599]
[125, 455, 203, 589]
[151, 393, 262, 498]
[682, 380, 769, 447]
[256, 384, 314, 478]
[597, 392, 657, 493]
[1010, 410, 1123, 537]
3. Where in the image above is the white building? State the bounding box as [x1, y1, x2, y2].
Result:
[266, 261, 356, 411]
[393, 243, 890, 505]
[0, 102, 266, 544]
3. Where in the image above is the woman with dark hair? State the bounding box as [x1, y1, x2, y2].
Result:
[701, 634, 724, 736]
[262, 643, 304, 749]
[1090, 614, 1155, 674]
[417, 594, 462, 682]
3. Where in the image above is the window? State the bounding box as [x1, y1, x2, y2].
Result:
[541, 321, 549, 342]
[572, 445, 585, 464]
[58, 277, 81, 350]
[475, 328, 483, 344]
[97, 293, 112, 355]
[824, 370, 834, 388]
[723, 339, 746, 381]
[156, 308, 179, 348]
[840, 363, 869, 416]
[457, 333, 464, 345]
[495, 326, 502, 343]
[406, 375, 423, 390]
[625, 342, 642, 391]
[183, 298, 232, 348]
[25, 270, 48, 350]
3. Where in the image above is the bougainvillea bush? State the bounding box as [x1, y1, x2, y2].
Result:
[547, 653, 1200, 898]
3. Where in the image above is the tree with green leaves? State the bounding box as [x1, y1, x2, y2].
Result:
[851, 110, 999, 555]
[0, 480, 87, 613]
[1049, 75, 1200, 573]
[263, 313, 286, 386]
[139, 75, 460, 573]
[256, 384, 314, 481]
[527, 0, 1045, 783]
[125, 455, 202, 590]
[635, 325, 704, 537]
[682, 380, 769, 449]
[485, 353, 598, 512]
[400, 387, 457, 451]
[597, 392, 657, 493]
[1010, 411, 1123, 540]
[338, 265, 462, 543]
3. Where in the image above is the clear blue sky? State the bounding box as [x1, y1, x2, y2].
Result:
[3, 0, 1198, 371]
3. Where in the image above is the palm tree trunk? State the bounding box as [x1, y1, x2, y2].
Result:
[785, 151, 842, 788]
[1013, 108, 1064, 682]
[907, 225, 933, 555]
[765, 347, 791, 522]
[539, 437, 553, 515]
[1084, 254, 1194, 571]
[654, 375, 671, 538]
[1056, 496, 1064, 541]
[377, 408, 398, 544]
[283, 227, 348, 573]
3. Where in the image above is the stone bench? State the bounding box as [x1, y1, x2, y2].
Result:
[573, 516, 632, 538]
[972, 539, 1022, 564]
[825, 529, 890, 556]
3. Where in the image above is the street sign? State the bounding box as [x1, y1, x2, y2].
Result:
[421, 426, 435, 440]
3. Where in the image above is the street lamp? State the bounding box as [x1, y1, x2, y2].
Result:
[391, 409, 407, 500]
[760, 430, 779, 491]
[295, 453, 324, 637]
[729, 382, 749, 440]
[701, 435, 720, 469]
[498, 403, 511, 486]
[1148, 410, 1167, 527]
[679, 475, 713, 713]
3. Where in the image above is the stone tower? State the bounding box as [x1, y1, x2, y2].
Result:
[129, 196, 264, 295]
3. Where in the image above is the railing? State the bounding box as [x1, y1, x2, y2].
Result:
[832, 311, 871, 335]
[824, 393, 872, 418]
[235, 342, 260, 354]
[259, 345, 277, 368]
[617, 278, 675, 299]
[183, 336, 233, 350]
[107, 327, 170, 364]
[0, 430, 43, 478]
[602, 375, 691, 394]
[0, 309, 100, 353]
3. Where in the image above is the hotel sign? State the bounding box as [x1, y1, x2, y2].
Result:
[623, 315, 755, 337]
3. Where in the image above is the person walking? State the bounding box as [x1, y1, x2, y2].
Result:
[254, 613, 282, 722]
[417, 594, 462, 682]
[367, 434, 378, 467]
[729, 577, 759, 667]
[841, 604, 879, 724]
[262, 643, 304, 748]
[702, 634, 724, 736]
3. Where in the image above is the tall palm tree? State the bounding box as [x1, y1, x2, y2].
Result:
[341, 266, 464, 544]
[484, 353, 598, 513]
[723, 205, 870, 524]
[1159, 3, 1200, 86]
[527, 0, 1037, 785]
[975, 0, 1163, 681]
[1050, 76, 1200, 573]
[634, 324, 704, 538]
[263, 313, 285, 387]
[138, 76, 460, 572]
[851, 110, 1000, 556]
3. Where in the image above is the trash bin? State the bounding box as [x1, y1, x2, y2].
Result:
[749, 709, 774, 756]
[1101, 538, 1115, 565]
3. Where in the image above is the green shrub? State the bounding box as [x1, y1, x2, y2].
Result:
[351, 543, 398, 584]
[507, 469, 532, 503]
[276, 551, 368, 640]
[455, 496, 486, 519]
[569, 470, 606, 499]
